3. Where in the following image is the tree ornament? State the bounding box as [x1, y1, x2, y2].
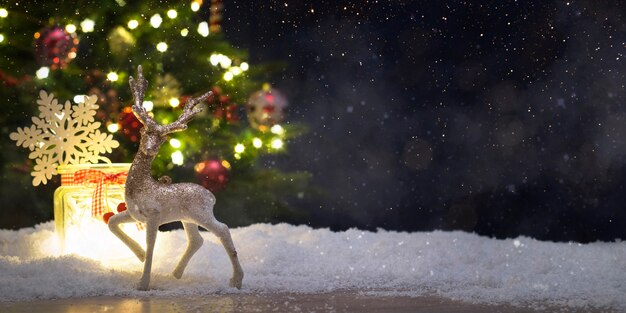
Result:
[194, 159, 230, 192]
[207, 86, 238, 123]
[9, 91, 119, 186]
[107, 26, 135, 57]
[210, 0, 224, 33]
[108, 66, 243, 291]
[246, 85, 287, 130]
[118, 106, 142, 142]
[152, 74, 182, 107]
[214, 104, 238, 123]
[33, 26, 78, 68]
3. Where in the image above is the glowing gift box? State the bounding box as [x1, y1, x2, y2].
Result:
[53, 163, 140, 252]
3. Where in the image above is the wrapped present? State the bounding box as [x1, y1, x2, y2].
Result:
[53, 163, 136, 252]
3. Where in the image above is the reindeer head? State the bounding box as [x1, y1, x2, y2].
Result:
[129, 66, 211, 157]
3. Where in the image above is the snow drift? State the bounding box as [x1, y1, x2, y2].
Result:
[0, 222, 624, 310]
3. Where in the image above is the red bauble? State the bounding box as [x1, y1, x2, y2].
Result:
[194, 159, 230, 192]
[117, 202, 127, 213]
[34, 26, 78, 69]
[119, 106, 142, 142]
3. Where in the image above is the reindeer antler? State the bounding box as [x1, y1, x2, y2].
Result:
[129, 66, 158, 130]
[162, 91, 212, 134]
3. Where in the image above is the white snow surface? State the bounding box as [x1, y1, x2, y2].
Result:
[0, 222, 624, 310]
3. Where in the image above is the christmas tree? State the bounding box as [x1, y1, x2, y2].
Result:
[0, 0, 310, 229]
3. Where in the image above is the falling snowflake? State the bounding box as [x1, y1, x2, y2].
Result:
[10, 90, 119, 186]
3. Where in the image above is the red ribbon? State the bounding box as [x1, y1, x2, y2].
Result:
[71, 169, 128, 218]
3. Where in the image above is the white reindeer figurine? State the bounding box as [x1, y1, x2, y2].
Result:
[108, 66, 244, 290]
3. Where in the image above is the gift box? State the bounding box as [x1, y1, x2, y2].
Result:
[53, 163, 132, 252]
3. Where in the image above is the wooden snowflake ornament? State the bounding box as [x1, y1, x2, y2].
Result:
[10, 90, 119, 186]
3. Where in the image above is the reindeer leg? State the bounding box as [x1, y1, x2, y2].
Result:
[197, 218, 243, 289]
[172, 222, 204, 279]
[108, 211, 145, 262]
[137, 219, 158, 291]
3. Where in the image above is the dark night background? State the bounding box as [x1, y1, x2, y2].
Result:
[222, 0, 626, 242]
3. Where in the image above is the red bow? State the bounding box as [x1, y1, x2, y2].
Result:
[72, 169, 128, 218]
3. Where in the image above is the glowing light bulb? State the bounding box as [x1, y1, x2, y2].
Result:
[230, 66, 242, 76]
[194, 162, 205, 172]
[191, 1, 201, 12]
[0, 34, 4, 43]
[171, 151, 184, 165]
[169, 97, 180, 107]
[156, 42, 168, 52]
[65, 24, 77, 33]
[180, 28, 189, 37]
[150, 14, 163, 28]
[36, 67, 50, 79]
[221, 160, 231, 169]
[234, 153, 241, 160]
[223, 72, 234, 81]
[142, 101, 154, 111]
[73, 95, 86, 103]
[240, 62, 249, 71]
[219, 55, 232, 68]
[107, 72, 119, 81]
[270, 124, 285, 135]
[234, 143, 245, 154]
[252, 138, 263, 148]
[0, 8, 8, 18]
[271, 138, 284, 149]
[197, 21, 209, 37]
[80, 19, 95, 32]
[167, 9, 178, 19]
[169, 138, 181, 148]
[209, 54, 220, 66]
[128, 19, 139, 29]
[107, 123, 120, 133]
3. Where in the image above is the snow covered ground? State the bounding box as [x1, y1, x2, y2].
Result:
[0, 221, 624, 311]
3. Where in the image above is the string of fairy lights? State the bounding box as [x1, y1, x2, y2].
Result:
[0, 1, 288, 170]
[0, 8, 8, 44]
[0, 2, 242, 77]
